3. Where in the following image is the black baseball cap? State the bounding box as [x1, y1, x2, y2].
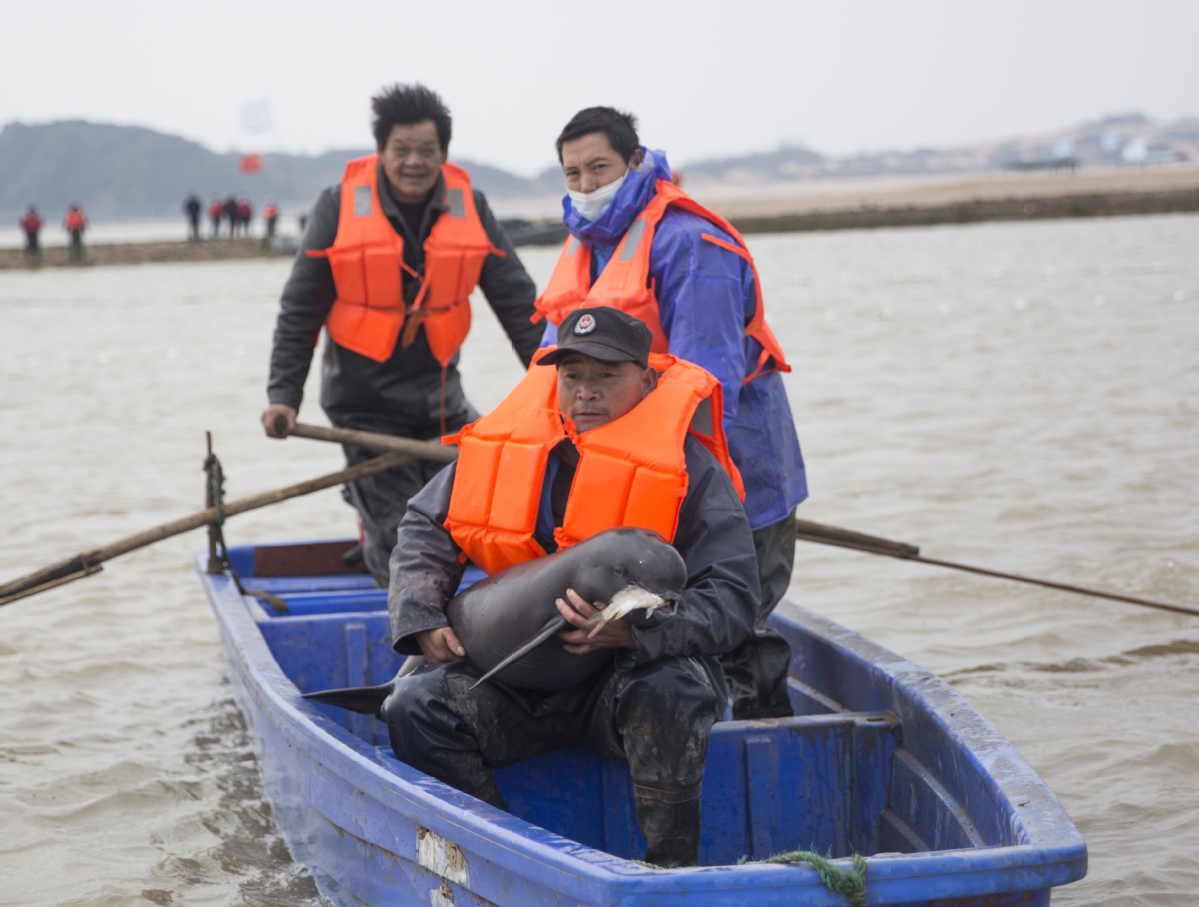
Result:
[536, 307, 653, 369]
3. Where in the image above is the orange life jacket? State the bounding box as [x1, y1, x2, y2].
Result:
[534, 180, 790, 384]
[65, 210, 86, 231]
[309, 156, 501, 366]
[263, 204, 278, 219]
[444, 349, 744, 575]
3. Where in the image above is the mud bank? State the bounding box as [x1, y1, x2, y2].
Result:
[0, 238, 292, 271]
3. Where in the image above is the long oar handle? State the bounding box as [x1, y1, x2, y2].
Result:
[284, 421, 458, 464]
[911, 554, 1199, 617]
[795, 518, 920, 558]
[794, 518, 1199, 618]
[0, 450, 414, 607]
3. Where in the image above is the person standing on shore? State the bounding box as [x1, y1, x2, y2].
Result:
[64, 204, 87, 262]
[184, 193, 202, 241]
[223, 196, 239, 238]
[21, 205, 42, 264]
[208, 195, 223, 238]
[261, 83, 542, 586]
[237, 196, 253, 237]
[536, 107, 807, 720]
[262, 197, 279, 243]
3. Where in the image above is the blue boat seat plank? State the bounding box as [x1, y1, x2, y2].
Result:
[488, 712, 902, 865]
[249, 564, 489, 618]
[247, 575, 378, 594]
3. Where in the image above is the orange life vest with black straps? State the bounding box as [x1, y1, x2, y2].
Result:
[444, 349, 745, 575]
[65, 210, 86, 232]
[309, 156, 501, 367]
[534, 180, 790, 384]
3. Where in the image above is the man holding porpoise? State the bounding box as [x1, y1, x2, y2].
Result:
[261, 83, 541, 587]
[535, 108, 807, 720]
[385, 307, 759, 867]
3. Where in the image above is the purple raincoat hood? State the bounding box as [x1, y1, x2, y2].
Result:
[561, 147, 673, 248]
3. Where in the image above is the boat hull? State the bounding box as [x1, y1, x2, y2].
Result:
[199, 542, 1086, 906]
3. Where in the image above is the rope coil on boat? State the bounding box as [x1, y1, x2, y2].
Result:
[202, 435, 288, 614]
[635, 850, 867, 906]
[746, 850, 868, 907]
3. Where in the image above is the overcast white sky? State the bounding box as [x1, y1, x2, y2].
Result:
[3, 0, 1196, 175]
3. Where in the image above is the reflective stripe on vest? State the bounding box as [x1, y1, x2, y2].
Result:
[533, 180, 790, 384]
[443, 350, 744, 575]
[311, 156, 501, 366]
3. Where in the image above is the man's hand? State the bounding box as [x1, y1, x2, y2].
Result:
[262, 404, 297, 438]
[416, 627, 467, 664]
[556, 588, 635, 655]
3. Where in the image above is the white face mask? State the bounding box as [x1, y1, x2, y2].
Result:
[567, 169, 628, 222]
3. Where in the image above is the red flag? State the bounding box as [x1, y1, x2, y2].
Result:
[240, 153, 263, 174]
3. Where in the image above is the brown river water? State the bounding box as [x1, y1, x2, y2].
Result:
[1, 215, 1196, 906]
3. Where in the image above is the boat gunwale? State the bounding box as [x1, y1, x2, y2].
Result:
[199, 552, 1087, 903]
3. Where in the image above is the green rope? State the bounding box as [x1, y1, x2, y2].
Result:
[201, 445, 288, 614]
[740, 850, 868, 907]
[630, 860, 662, 870]
[633, 850, 867, 906]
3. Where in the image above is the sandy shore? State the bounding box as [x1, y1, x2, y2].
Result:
[704, 165, 1199, 219]
[707, 165, 1199, 233]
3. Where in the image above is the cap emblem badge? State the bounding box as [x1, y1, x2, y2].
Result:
[574, 313, 597, 335]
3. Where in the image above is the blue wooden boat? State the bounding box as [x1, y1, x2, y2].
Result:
[197, 538, 1087, 906]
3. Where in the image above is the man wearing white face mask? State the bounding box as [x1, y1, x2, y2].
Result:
[534, 107, 808, 721]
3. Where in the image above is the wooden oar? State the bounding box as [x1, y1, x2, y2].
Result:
[282, 420, 457, 463]
[280, 422, 1197, 618]
[793, 518, 1199, 618]
[278, 422, 1199, 618]
[0, 450, 417, 608]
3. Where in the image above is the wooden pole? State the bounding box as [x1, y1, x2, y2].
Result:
[794, 517, 1199, 618]
[283, 421, 457, 463]
[283, 428, 1198, 618]
[0, 450, 415, 607]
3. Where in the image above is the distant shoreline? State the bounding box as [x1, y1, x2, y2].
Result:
[0, 237, 294, 271]
[4, 170, 1198, 271]
[708, 165, 1199, 235]
[728, 186, 1199, 235]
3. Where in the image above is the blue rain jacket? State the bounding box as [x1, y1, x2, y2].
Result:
[540, 148, 807, 530]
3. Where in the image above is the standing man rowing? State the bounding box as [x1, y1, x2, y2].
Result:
[262, 84, 542, 585]
[536, 108, 807, 719]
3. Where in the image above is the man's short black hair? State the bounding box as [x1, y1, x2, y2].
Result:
[371, 84, 452, 151]
[555, 107, 639, 163]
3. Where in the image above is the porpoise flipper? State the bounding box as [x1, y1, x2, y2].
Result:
[302, 682, 393, 715]
[470, 614, 568, 690]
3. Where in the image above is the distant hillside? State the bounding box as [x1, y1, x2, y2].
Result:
[3, 115, 1196, 223]
[0, 120, 557, 222]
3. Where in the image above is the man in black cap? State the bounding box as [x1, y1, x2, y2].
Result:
[383, 307, 759, 867]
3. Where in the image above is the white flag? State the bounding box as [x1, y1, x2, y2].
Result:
[239, 100, 273, 135]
